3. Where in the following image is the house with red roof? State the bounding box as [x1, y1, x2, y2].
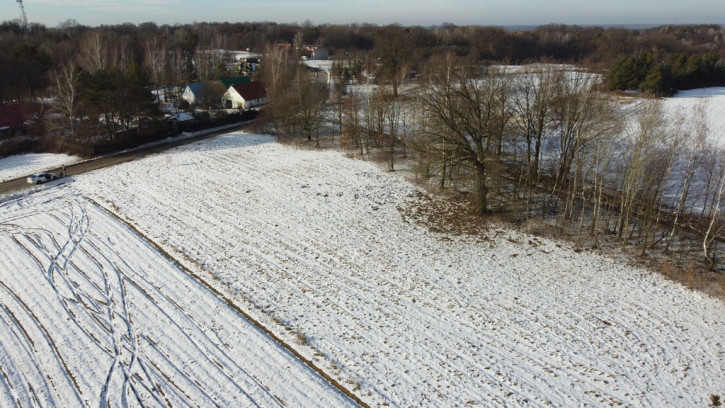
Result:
[222, 82, 268, 110]
[0, 104, 27, 138]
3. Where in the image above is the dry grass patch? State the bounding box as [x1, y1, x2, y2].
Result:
[398, 190, 494, 239]
[655, 258, 725, 299]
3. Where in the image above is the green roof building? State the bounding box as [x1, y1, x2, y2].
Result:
[220, 76, 251, 88]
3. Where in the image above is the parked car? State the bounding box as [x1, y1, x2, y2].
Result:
[26, 173, 59, 184]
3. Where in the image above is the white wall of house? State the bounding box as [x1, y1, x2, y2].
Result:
[223, 89, 268, 110]
[222, 90, 243, 109]
[182, 86, 197, 105]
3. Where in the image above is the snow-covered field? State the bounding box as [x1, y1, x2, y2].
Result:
[661, 87, 725, 146]
[3, 130, 723, 407]
[0, 153, 79, 182]
[0, 185, 355, 406]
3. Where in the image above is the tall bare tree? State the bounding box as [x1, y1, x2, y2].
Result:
[511, 65, 557, 203]
[374, 25, 413, 97]
[193, 45, 226, 81]
[49, 59, 82, 143]
[666, 103, 708, 253]
[143, 35, 169, 101]
[342, 88, 364, 155]
[589, 115, 621, 247]
[77, 30, 133, 73]
[77, 30, 110, 73]
[259, 44, 298, 131]
[418, 53, 512, 214]
[290, 69, 328, 146]
[615, 100, 665, 245]
[382, 89, 402, 171]
[549, 71, 602, 203]
[702, 150, 725, 266]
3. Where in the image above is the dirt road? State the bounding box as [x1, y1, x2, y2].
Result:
[0, 122, 250, 196]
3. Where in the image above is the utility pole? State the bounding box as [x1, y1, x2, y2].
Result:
[17, 0, 29, 31]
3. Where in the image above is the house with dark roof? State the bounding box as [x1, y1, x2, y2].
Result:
[223, 82, 268, 110]
[181, 80, 228, 106]
[0, 104, 27, 138]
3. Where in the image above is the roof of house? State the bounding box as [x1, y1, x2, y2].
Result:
[205, 80, 228, 95]
[0, 104, 26, 129]
[185, 82, 206, 97]
[186, 80, 228, 97]
[230, 82, 266, 101]
[220, 76, 251, 88]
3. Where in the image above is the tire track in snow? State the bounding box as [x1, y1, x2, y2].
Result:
[3, 188, 351, 407]
[0, 280, 85, 406]
[81, 201, 275, 407]
[88, 236, 269, 408]
[84, 197, 369, 407]
[14, 200, 123, 363]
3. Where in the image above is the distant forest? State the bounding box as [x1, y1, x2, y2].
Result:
[2, 20, 725, 104]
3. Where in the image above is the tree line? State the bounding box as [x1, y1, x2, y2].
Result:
[3, 20, 725, 104]
[608, 50, 725, 95]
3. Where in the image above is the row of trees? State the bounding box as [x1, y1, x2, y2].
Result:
[47, 60, 158, 147]
[608, 50, 725, 95]
[413, 65, 724, 265]
[0, 21, 723, 156]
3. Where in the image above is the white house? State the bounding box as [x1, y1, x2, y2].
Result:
[222, 82, 268, 110]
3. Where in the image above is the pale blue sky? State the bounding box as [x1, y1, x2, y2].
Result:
[3, 0, 724, 27]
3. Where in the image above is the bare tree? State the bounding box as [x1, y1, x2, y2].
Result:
[77, 30, 110, 73]
[382, 90, 402, 171]
[417, 53, 512, 214]
[259, 44, 298, 132]
[290, 69, 328, 146]
[115, 35, 134, 71]
[374, 25, 413, 97]
[293, 31, 304, 55]
[666, 103, 708, 253]
[193, 45, 226, 81]
[330, 77, 346, 136]
[636, 118, 682, 256]
[549, 70, 602, 216]
[210, 32, 228, 50]
[511, 65, 557, 210]
[589, 115, 621, 247]
[48, 59, 82, 144]
[143, 36, 169, 102]
[77, 30, 132, 73]
[342, 88, 365, 155]
[167, 47, 190, 101]
[615, 100, 665, 245]
[363, 88, 385, 151]
[702, 150, 725, 266]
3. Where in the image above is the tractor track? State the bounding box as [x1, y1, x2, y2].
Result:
[86, 197, 369, 408]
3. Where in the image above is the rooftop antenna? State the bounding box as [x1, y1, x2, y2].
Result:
[16, 0, 29, 31]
